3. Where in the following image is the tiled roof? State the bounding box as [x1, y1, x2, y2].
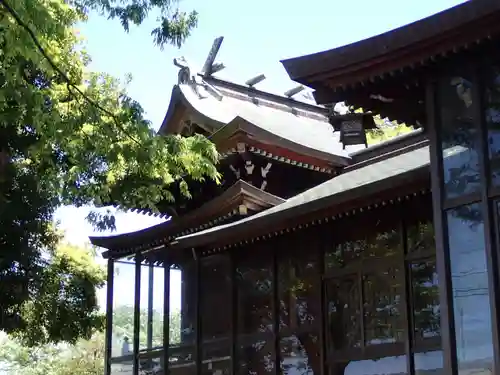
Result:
[173, 144, 430, 248]
[159, 77, 357, 163]
[90, 180, 285, 255]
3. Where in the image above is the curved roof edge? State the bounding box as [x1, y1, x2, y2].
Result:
[172, 144, 430, 250]
[281, 0, 500, 84]
[90, 179, 286, 256]
[212, 116, 350, 166]
[158, 85, 225, 135]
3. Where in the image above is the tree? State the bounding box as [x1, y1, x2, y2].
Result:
[0, 305, 182, 374]
[366, 115, 414, 145]
[3, 241, 106, 346]
[0, 0, 217, 344]
[0, 329, 105, 375]
[73, 0, 199, 49]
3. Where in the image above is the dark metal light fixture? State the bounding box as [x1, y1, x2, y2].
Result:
[329, 113, 376, 149]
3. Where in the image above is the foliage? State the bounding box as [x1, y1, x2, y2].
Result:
[112, 305, 181, 347]
[74, 0, 199, 48]
[0, 330, 105, 375]
[15, 243, 106, 346]
[0, 0, 216, 345]
[2, 241, 106, 346]
[367, 115, 414, 145]
[1, 0, 219, 215]
[0, 308, 181, 374]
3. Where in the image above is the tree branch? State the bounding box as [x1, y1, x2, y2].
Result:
[0, 0, 142, 146]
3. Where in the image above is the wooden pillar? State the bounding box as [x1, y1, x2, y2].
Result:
[230, 251, 237, 375]
[272, 243, 280, 375]
[163, 251, 170, 374]
[104, 258, 114, 375]
[195, 250, 201, 375]
[133, 252, 142, 375]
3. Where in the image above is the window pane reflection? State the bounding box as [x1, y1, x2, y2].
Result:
[201, 340, 230, 375]
[447, 204, 493, 374]
[278, 250, 319, 332]
[201, 255, 231, 341]
[152, 267, 164, 348]
[178, 261, 196, 346]
[139, 262, 150, 350]
[338, 355, 407, 375]
[169, 345, 195, 375]
[280, 334, 319, 375]
[237, 335, 275, 375]
[414, 350, 444, 375]
[111, 260, 135, 359]
[169, 260, 196, 375]
[439, 75, 480, 199]
[411, 260, 440, 345]
[325, 275, 361, 351]
[111, 361, 133, 375]
[138, 350, 163, 374]
[363, 266, 404, 346]
[485, 65, 500, 185]
[139, 263, 164, 351]
[407, 217, 435, 255]
[236, 254, 273, 335]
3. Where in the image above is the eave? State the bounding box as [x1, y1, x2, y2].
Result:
[90, 179, 285, 258]
[281, 0, 500, 101]
[212, 116, 349, 169]
[158, 85, 225, 136]
[170, 143, 430, 251]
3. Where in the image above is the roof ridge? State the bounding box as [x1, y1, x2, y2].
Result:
[204, 75, 328, 115]
[217, 86, 328, 122]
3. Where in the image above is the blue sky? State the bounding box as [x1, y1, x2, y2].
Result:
[53, 0, 467, 311]
[56, 0, 467, 244]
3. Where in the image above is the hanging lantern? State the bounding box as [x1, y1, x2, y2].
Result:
[329, 113, 376, 149]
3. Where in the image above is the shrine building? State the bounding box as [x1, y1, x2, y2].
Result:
[91, 1, 500, 374]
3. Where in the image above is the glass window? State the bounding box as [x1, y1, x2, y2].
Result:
[485, 65, 500, 185]
[278, 246, 320, 332]
[111, 361, 133, 375]
[139, 262, 150, 351]
[200, 255, 231, 341]
[278, 232, 321, 375]
[410, 260, 440, 346]
[280, 334, 319, 375]
[407, 215, 435, 256]
[138, 350, 164, 374]
[325, 207, 402, 271]
[237, 336, 275, 375]
[363, 265, 405, 346]
[414, 350, 444, 375]
[139, 262, 164, 351]
[151, 266, 164, 348]
[325, 275, 361, 352]
[236, 252, 273, 335]
[169, 260, 196, 375]
[111, 259, 135, 359]
[339, 355, 407, 375]
[200, 255, 231, 375]
[201, 341, 231, 375]
[447, 203, 493, 374]
[439, 75, 481, 199]
[236, 249, 274, 375]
